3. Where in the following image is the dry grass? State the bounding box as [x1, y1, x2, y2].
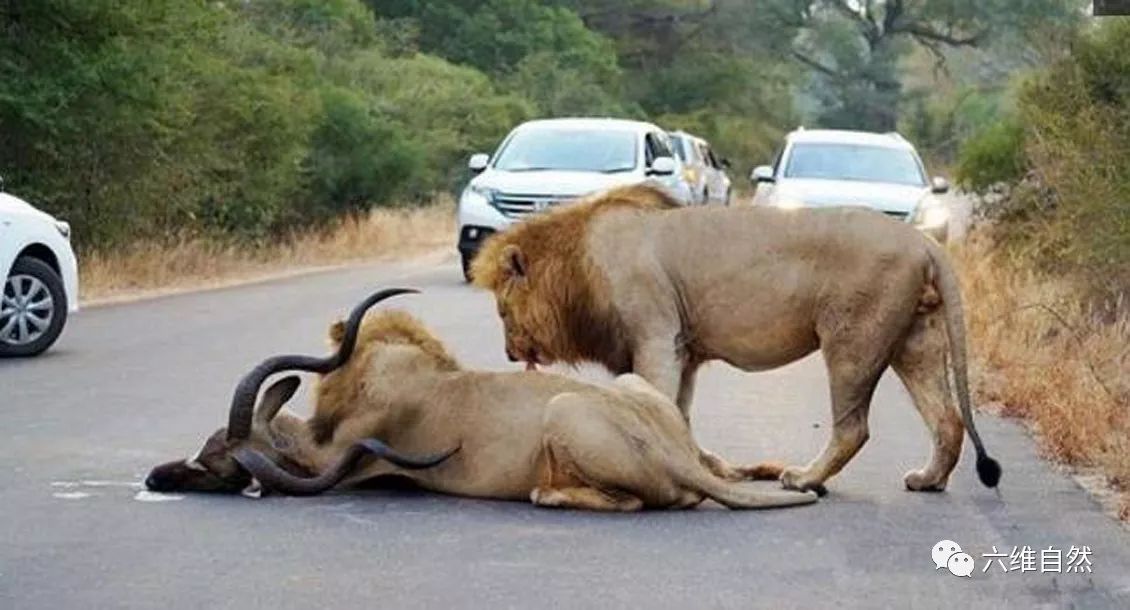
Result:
[955, 233, 1130, 519]
[81, 201, 455, 302]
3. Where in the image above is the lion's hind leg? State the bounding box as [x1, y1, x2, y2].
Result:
[733, 461, 788, 480]
[891, 312, 964, 492]
[530, 393, 646, 512]
[530, 486, 644, 511]
[530, 439, 645, 512]
[535, 391, 692, 510]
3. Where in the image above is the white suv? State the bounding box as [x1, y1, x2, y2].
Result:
[457, 118, 693, 280]
[0, 176, 80, 356]
[751, 129, 951, 242]
[669, 131, 732, 206]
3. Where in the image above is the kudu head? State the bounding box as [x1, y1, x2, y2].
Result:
[144, 376, 303, 496]
[145, 288, 425, 496]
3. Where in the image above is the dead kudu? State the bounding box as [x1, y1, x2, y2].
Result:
[144, 288, 458, 497]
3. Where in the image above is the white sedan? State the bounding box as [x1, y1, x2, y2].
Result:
[0, 176, 79, 356]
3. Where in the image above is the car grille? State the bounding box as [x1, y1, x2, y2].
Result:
[492, 193, 574, 219]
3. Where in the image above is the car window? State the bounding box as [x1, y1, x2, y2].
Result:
[770, 145, 785, 173]
[646, 133, 673, 165]
[690, 141, 703, 164]
[651, 133, 673, 159]
[671, 136, 689, 162]
[783, 143, 926, 186]
[493, 128, 638, 173]
[688, 142, 702, 167]
[702, 145, 719, 169]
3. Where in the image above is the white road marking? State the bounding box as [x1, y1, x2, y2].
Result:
[52, 491, 92, 500]
[80, 480, 144, 488]
[133, 490, 185, 503]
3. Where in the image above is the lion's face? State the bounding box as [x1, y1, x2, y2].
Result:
[489, 244, 560, 368]
[496, 287, 545, 367]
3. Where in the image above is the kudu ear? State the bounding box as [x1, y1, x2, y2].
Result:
[253, 376, 301, 427]
[500, 244, 527, 280]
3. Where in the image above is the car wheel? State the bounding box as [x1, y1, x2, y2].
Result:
[0, 256, 68, 357]
[461, 252, 474, 283]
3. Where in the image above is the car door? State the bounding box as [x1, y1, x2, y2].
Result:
[645, 132, 689, 204]
[700, 143, 726, 204]
[752, 143, 786, 206]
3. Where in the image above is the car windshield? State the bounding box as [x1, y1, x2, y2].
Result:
[493, 128, 638, 173]
[671, 137, 690, 162]
[784, 143, 925, 186]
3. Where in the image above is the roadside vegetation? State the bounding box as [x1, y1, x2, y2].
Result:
[953, 18, 1130, 518]
[80, 201, 453, 302]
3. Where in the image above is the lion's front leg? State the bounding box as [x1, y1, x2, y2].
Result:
[632, 335, 687, 412]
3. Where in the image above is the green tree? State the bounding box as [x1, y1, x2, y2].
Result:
[371, 0, 620, 81]
[767, 0, 1081, 131]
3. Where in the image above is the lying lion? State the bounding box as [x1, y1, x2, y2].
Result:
[147, 288, 816, 511]
[472, 184, 1002, 495]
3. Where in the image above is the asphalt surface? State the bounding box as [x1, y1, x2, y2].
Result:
[2, 257, 1129, 610]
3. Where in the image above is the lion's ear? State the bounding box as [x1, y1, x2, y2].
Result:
[500, 244, 527, 280]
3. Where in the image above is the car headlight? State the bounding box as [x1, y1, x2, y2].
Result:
[460, 184, 496, 209]
[915, 201, 950, 228]
[468, 184, 498, 201]
[55, 221, 71, 240]
[773, 199, 805, 210]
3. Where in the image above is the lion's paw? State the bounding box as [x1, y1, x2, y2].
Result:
[903, 469, 948, 492]
[780, 466, 829, 497]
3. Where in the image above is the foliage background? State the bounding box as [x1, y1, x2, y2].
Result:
[0, 0, 1106, 258]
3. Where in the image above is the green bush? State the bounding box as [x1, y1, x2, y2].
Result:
[955, 118, 1027, 193]
[303, 88, 423, 217]
[0, 0, 533, 247]
[975, 18, 1130, 292]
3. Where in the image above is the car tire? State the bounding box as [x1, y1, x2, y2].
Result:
[0, 256, 68, 357]
[461, 252, 474, 283]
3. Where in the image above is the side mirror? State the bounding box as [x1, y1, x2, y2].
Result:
[649, 156, 676, 176]
[721, 158, 732, 169]
[751, 165, 775, 183]
[468, 153, 490, 173]
[931, 176, 950, 194]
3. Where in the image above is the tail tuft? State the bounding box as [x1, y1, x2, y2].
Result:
[977, 455, 1002, 488]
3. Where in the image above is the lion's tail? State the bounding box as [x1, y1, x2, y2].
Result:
[674, 464, 818, 510]
[924, 239, 1002, 488]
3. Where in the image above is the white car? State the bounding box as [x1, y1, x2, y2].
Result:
[0, 176, 80, 356]
[457, 118, 694, 280]
[669, 131, 732, 206]
[751, 128, 951, 242]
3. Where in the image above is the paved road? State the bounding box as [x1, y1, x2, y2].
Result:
[2, 258, 1128, 609]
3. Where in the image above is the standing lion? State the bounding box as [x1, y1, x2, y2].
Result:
[472, 184, 1001, 495]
